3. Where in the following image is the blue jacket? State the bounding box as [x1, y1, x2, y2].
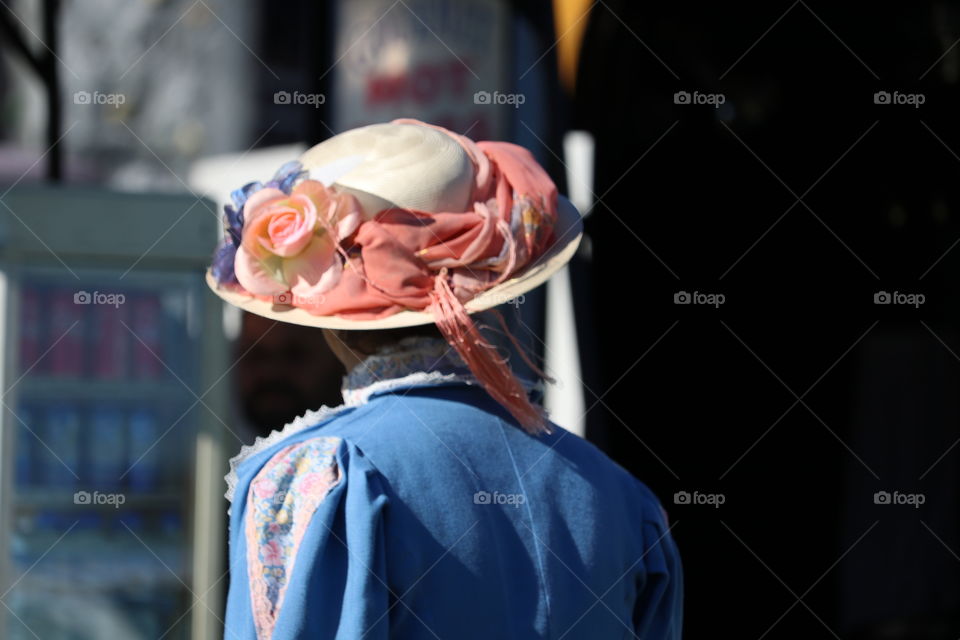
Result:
[224, 340, 683, 639]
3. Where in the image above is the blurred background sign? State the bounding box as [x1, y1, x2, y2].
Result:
[330, 0, 508, 138]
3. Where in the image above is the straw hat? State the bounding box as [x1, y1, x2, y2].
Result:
[206, 120, 582, 330]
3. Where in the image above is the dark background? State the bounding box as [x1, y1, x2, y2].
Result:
[575, 3, 960, 639]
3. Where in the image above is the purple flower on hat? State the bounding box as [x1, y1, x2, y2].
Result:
[211, 161, 307, 285]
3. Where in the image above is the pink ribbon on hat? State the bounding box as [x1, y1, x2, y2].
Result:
[234, 119, 559, 432]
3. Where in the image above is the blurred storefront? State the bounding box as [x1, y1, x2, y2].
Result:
[0, 186, 229, 638]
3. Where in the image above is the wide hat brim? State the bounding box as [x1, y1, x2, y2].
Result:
[206, 195, 583, 330]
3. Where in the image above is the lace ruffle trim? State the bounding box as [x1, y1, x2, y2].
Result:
[225, 404, 349, 506]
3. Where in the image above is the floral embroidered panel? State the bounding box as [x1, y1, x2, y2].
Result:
[244, 436, 342, 639]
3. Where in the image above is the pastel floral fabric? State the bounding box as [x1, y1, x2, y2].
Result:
[244, 436, 342, 640]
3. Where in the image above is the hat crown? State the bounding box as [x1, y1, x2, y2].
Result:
[298, 122, 475, 216]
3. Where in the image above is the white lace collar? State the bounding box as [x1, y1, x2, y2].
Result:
[224, 336, 479, 504]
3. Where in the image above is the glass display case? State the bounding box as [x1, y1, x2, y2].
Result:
[0, 185, 229, 639]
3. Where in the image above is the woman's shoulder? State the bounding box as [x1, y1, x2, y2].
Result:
[233, 420, 391, 639]
[225, 404, 355, 506]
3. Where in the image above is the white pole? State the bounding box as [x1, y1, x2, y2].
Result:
[543, 131, 595, 436]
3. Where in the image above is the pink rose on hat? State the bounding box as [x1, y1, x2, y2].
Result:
[234, 180, 362, 300]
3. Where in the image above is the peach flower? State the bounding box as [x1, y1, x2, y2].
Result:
[234, 180, 362, 300]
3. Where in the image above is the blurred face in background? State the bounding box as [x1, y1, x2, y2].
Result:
[235, 312, 345, 435]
